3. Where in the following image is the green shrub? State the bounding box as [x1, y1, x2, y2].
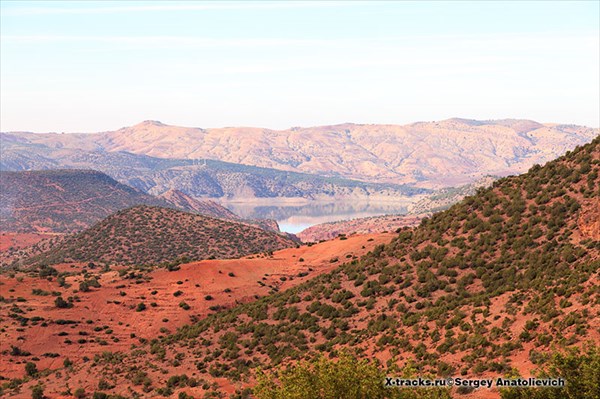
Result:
[31, 385, 44, 399]
[254, 352, 451, 399]
[25, 362, 38, 377]
[54, 296, 73, 309]
[500, 345, 600, 399]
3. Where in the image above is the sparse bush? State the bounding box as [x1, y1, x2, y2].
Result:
[25, 362, 38, 377]
[54, 296, 73, 309]
[31, 385, 44, 399]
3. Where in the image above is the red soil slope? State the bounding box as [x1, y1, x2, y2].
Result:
[0, 233, 395, 384]
[0, 233, 55, 251]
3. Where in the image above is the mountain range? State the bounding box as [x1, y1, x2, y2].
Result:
[2, 119, 597, 197]
[0, 135, 418, 200]
[0, 122, 598, 399]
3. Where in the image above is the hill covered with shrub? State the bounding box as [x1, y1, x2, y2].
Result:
[30, 205, 297, 266]
[151, 136, 599, 388]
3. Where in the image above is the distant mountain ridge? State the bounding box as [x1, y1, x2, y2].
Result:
[0, 141, 418, 200]
[4, 118, 597, 188]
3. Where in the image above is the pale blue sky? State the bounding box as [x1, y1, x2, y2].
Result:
[1, 1, 599, 132]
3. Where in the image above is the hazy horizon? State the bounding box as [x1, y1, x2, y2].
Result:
[3, 116, 600, 134]
[1, 1, 599, 132]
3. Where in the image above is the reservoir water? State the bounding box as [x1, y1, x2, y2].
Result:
[221, 199, 413, 234]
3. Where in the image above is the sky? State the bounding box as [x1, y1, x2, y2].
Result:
[1, 1, 599, 132]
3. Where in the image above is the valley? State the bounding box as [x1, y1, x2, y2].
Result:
[0, 136, 598, 399]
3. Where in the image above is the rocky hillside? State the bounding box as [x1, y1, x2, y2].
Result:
[5, 119, 597, 187]
[29, 205, 297, 266]
[406, 175, 498, 214]
[133, 137, 599, 388]
[158, 189, 283, 233]
[0, 170, 169, 233]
